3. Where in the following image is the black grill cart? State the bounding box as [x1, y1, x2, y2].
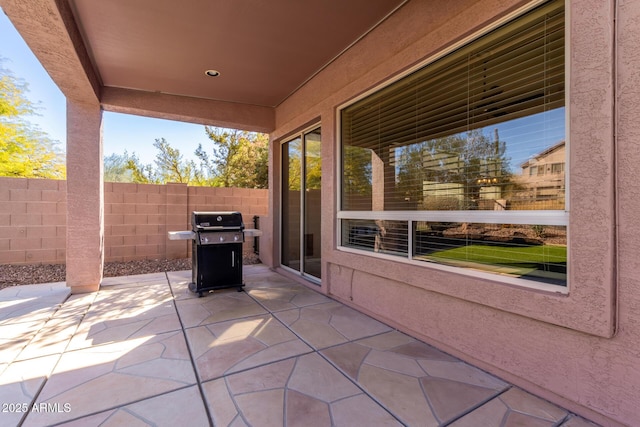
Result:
[190, 211, 245, 297]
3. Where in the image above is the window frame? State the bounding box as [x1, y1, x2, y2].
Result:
[335, 0, 569, 294]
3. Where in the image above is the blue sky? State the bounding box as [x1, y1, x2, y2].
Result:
[0, 8, 210, 165]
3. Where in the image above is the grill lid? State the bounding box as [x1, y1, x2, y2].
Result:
[192, 211, 244, 231]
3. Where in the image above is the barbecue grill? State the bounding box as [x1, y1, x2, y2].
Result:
[168, 211, 262, 297]
[190, 211, 244, 296]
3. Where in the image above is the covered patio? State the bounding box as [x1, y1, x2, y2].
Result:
[2, 0, 640, 425]
[0, 265, 594, 426]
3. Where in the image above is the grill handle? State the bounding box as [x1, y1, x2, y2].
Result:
[196, 225, 243, 231]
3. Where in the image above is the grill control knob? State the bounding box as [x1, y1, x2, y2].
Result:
[219, 236, 225, 242]
[234, 235, 239, 241]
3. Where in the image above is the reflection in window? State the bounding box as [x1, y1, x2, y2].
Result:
[342, 0, 565, 213]
[413, 222, 566, 286]
[516, 142, 565, 209]
[282, 138, 302, 271]
[339, 0, 567, 287]
[342, 146, 373, 210]
[304, 128, 322, 279]
[342, 219, 408, 257]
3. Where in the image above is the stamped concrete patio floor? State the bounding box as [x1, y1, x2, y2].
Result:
[0, 265, 599, 427]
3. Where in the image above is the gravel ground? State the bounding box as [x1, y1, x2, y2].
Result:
[0, 252, 260, 290]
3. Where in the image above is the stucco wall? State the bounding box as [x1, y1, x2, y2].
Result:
[269, 0, 638, 425]
[0, 177, 267, 264]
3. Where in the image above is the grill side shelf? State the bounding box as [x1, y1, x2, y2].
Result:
[168, 231, 196, 240]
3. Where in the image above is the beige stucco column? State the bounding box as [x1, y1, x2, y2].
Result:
[371, 151, 385, 211]
[66, 100, 104, 293]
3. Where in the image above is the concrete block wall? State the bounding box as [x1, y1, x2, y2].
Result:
[0, 177, 268, 265]
[0, 177, 67, 264]
[105, 182, 178, 262]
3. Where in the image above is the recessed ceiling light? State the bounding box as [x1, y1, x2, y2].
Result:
[205, 70, 220, 77]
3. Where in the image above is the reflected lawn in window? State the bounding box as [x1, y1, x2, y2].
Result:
[341, 219, 567, 286]
[414, 222, 567, 286]
[413, 222, 566, 286]
[415, 241, 566, 286]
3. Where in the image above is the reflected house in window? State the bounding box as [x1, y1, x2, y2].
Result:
[517, 141, 565, 210]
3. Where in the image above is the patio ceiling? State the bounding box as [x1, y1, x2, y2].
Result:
[1, 0, 407, 123]
[68, 0, 406, 108]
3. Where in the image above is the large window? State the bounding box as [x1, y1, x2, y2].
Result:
[339, 0, 567, 287]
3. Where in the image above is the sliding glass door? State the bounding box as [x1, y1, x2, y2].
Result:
[282, 136, 302, 273]
[282, 127, 322, 281]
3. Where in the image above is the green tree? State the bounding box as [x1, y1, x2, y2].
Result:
[304, 134, 322, 191]
[342, 145, 372, 196]
[253, 133, 269, 189]
[200, 127, 268, 188]
[104, 152, 130, 182]
[284, 138, 301, 191]
[395, 143, 427, 206]
[0, 60, 65, 179]
[153, 137, 192, 183]
[190, 143, 215, 186]
[104, 151, 152, 183]
[101, 128, 269, 187]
